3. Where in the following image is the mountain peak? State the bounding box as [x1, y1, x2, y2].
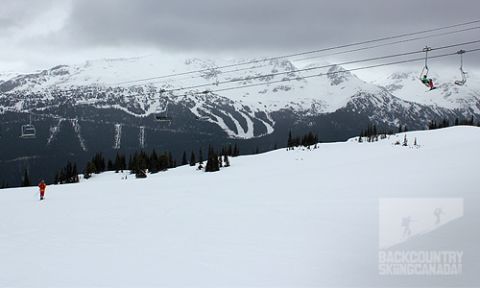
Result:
[327, 65, 355, 86]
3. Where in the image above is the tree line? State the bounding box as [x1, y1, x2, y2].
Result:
[358, 124, 395, 143]
[287, 131, 319, 150]
[428, 116, 478, 130]
[47, 143, 241, 185]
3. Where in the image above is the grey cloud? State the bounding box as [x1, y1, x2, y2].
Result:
[0, 0, 59, 29]
[61, 0, 480, 53]
[0, 0, 70, 45]
[1, 0, 480, 72]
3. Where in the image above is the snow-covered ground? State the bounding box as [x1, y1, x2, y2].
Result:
[1, 126, 479, 287]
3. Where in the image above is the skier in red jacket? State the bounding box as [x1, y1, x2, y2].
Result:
[38, 180, 46, 200]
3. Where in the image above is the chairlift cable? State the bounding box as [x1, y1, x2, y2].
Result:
[112, 19, 480, 86]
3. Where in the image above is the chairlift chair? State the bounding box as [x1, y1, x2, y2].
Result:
[20, 124, 36, 138]
[155, 114, 172, 122]
[196, 115, 210, 121]
[154, 90, 172, 122]
[20, 114, 36, 138]
[419, 46, 432, 87]
[154, 105, 172, 122]
[454, 50, 467, 86]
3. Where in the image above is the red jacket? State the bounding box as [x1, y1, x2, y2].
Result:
[38, 182, 46, 192]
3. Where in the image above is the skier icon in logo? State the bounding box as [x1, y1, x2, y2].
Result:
[401, 216, 412, 237]
[434, 208, 444, 225]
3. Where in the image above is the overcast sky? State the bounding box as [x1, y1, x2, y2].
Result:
[1, 0, 479, 76]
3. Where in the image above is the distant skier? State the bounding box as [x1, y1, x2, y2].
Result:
[421, 75, 435, 90]
[38, 180, 46, 200]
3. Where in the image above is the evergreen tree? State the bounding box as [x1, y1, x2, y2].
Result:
[403, 135, 408, 146]
[114, 152, 126, 173]
[441, 118, 449, 128]
[205, 146, 220, 172]
[83, 161, 96, 179]
[22, 169, 31, 187]
[64, 161, 77, 183]
[121, 154, 127, 171]
[114, 152, 121, 173]
[189, 151, 196, 166]
[92, 153, 106, 173]
[65, 161, 74, 182]
[139, 152, 149, 173]
[72, 163, 79, 183]
[135, 168, 147, 178]
[158, 153, 169, 171]
[168, 152, 175, 168]
[199, 148, 204, 164]
[129, 151, 148, 178]
[107, 160, 114, 171]
[150, 150, 159, 173]
[287, 130, 293, 149]
[0, 181, 9, 189]
[301, 132, 318, 146]
[59, 169, 66, 184]
[181, 151, 188, 166]
[233, 143, 240, 156]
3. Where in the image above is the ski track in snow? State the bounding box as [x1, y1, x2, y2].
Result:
[46, 118, 64, 145]
[70, 119, 87, 151]
[113, 123, 122, 149]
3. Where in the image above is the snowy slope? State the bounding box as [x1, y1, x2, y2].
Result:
[1, 126, 479, 287]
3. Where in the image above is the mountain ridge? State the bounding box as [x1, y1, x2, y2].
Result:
[1, 56, 478, 139]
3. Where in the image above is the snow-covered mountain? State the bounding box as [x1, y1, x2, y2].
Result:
[1, 56, 478, 187]
[1, 126, 479, 287]
[1, 55, 478, 139]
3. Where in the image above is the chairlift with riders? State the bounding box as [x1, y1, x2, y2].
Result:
[419, 46, 436, 91]
[154, 89, 172, 123]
